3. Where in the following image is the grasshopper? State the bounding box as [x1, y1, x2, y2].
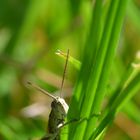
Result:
[27, 50, 69, 140]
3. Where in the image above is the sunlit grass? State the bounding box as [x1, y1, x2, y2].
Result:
[0, 0, 140, 140]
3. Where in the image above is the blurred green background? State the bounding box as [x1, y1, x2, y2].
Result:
[0, 0, 140, 140]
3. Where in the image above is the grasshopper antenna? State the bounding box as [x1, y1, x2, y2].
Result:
[60, 49, 69, 97]
[27, 81, 57, 100]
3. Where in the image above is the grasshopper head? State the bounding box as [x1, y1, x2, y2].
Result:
[51, 97, 69, 115]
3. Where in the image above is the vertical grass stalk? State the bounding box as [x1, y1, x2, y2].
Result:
[68, 0, 128, 140]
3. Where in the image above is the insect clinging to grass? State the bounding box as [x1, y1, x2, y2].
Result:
[27, 49, 69, 140]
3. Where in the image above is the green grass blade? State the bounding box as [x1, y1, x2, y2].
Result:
[85, 0, 128, 138]
[90, 71, 140, 139]
[55, 49, 81, 70]
[71, 0, 123, 139]
[68, 0, 103, 139]
[123, 100, 140, 124]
